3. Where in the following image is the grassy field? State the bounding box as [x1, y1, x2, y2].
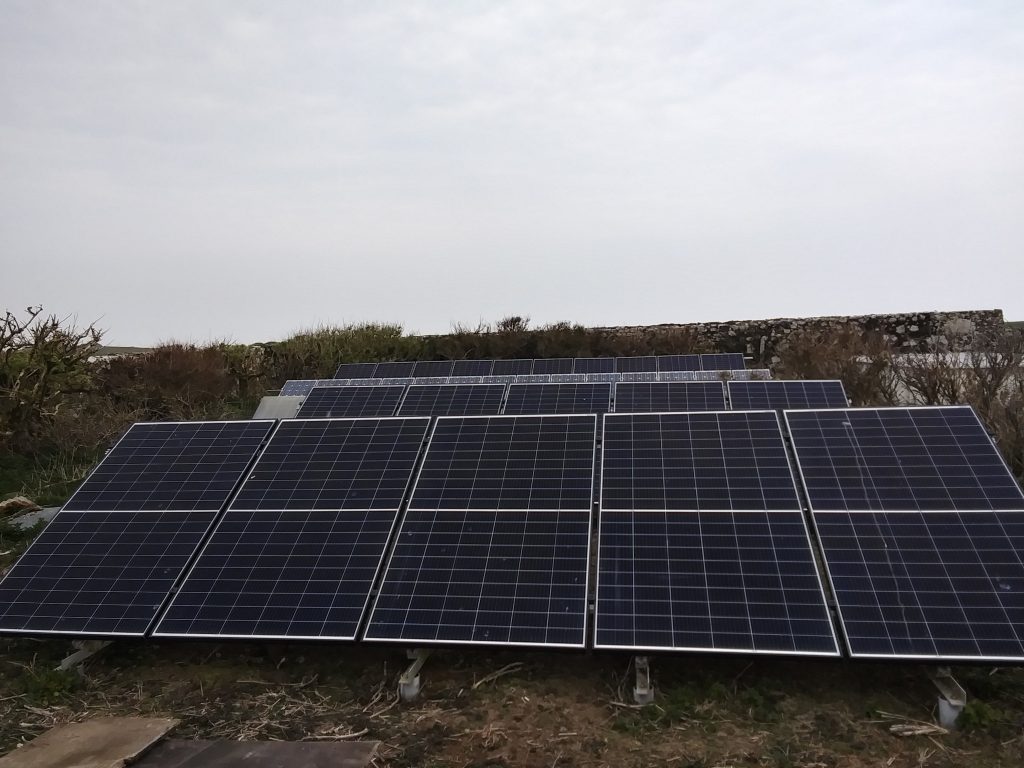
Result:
[0, 637, 1022, 767]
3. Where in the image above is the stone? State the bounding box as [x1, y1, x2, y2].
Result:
[0, 497, 41, 517]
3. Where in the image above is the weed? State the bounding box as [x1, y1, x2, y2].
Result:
[10, 664, 81, 705]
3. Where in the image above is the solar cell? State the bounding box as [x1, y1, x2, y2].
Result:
[814, 510, 1024, 660]
[451, 359, 494, 377]
[614, 382, 726, 412]
[532, 358, 573, 375]
[373, 361, 416, 378]
[397, 384, 506, 417]
[729, 380, 847, 411]
[700, 353, 745, 371]
[334, 362, 379, 379]
[596, 510, 838, 654]
[615, 356, 658, 373]
[280, 380, 317, 396]
[785, 407, 1024, 512]
[65, 421, 274, 512]
[153, 417, 430, 640]
[657, 354, 702, 372]
[491, 359, 533, 376]
[296, 385, 405, 419]
[503, 383, 611, 415]
[410, 415, 596, 511]
[601, 412, 801, 511]
[412, 360, 455, 378]
[232, 418, 430, 511]
[573, 357, 615, 374]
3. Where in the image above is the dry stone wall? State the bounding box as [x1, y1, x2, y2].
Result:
[593, 309, 1005, 364]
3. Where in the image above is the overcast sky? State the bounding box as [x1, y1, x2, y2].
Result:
[1, 1, 1021, 345]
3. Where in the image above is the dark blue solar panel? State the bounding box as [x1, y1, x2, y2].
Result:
[296, 386, 404, 418]
[596, 510, 838, 654]
[491, 359, 533, 376]
[614, 382, 726, 412]
[365, 509, 590, 647]
[410, 415, 596, 511]
[729, 380, 847, 410]
[700, 353, 745, 371]
[532, 358, 573, 375]
[334, 362, 379, 378]
[0, 510, 219, 636]
[503, 383, 611, 415]
[373, 361, 416, 378]
[601, 412, 800, 511]
[412, 360, 455, 378]
[397, 384, 505, 417]
[451, 359, 494, 377]
[573, 357, 615, 374]
[615, 356, 658, 373]
[814, 510, 1024, 660]
[786, 407, 1024, 512]
[231, 418, 430, 511]
[64, 421, 274, 512]
[657, 355, 702, 372]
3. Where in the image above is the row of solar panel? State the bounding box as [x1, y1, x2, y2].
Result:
[280, 369, 771, 396]
[1, 405, 1022, 662]
[336, 353, 745, 380]
[295, 380, 849, 419]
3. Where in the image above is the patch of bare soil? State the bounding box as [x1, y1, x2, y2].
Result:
[1, 639, 1022, 767]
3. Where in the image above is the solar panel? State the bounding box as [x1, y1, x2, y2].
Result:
[595, 411, 837, 655]
[373, 361, 416, 378]
[700, 353, 745, 371]
[410, 360, 452, 378]
[334, 362, 379, 379]
[813, 510, 1024, 660]
[614, 382, 726, 412]
[296, 385, 405, 419]
[65, 421, 274, 512]
[154, 417, 430, 640]
[491, 359, 533, 376]
[397, 384, 506, 417]
[280, 380, 317, 396]
[785, 407, 1024, 512]
[503, 383, 611, 415]
[532, 358, 573, 375]
[657, 354, 702, 372]
[365, 414, 596, 646]
[0, 420, 274, 637]
[573, 357, 615, 374]
[616, 356, 658, 373]
[451, 359, 494, 377]
[729, 380, 847, 411]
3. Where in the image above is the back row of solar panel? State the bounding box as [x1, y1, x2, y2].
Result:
[335, 353, 746, 379]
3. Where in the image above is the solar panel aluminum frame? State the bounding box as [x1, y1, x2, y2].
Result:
[407, 413, 599, 513]
[593, 410, 841, 656]
[727, 380, 848, 410]
[501, 382, 612, 416]
[365, 413, 597, 648]
[152, 416, 431, 642]
[396, 382, 507, 417]
[611, 381, 727, 413]
[1, 420, 276, 638]
[782, 406, 1024, 514]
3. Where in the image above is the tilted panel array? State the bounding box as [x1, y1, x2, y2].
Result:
[155, 418, 430, 640]
[503, 383, 611, 415]
[787, 406, 1024, 660]
[729, 380, 848, 411]
[366, 415, 596, 647]
[0, 421, 273, 636]
[596, 411, 839, 655]
[397, 384, 506, 417]
[614, 382, 726, 413]
[296, 385, 405, 419]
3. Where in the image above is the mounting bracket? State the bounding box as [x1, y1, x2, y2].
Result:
[633, 655, 655, 705]
[398, 648, 432, 702]
[56, 639, 112, 671]
[927, 666, 966, 729]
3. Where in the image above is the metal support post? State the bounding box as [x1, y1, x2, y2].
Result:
[927, 666, 966, 729]
[399, 648, 432, 702]
[57, 640, 112, 671]
[633, 655, 655, 705]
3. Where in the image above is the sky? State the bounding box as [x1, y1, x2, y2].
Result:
[1, 1, 1021, 345]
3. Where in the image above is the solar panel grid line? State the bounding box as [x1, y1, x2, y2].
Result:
[809, 508, 1024, 660]
[784, 406, 1024, 513]
[296, 385, 406, 419]
[656, 354, 702, 372]
[153, 417, 431, 640]
[502, 383, 612, 416]
[728, 380, 848, 411]
[396, 383, 507, 418]
[612, 382, 728, 413]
